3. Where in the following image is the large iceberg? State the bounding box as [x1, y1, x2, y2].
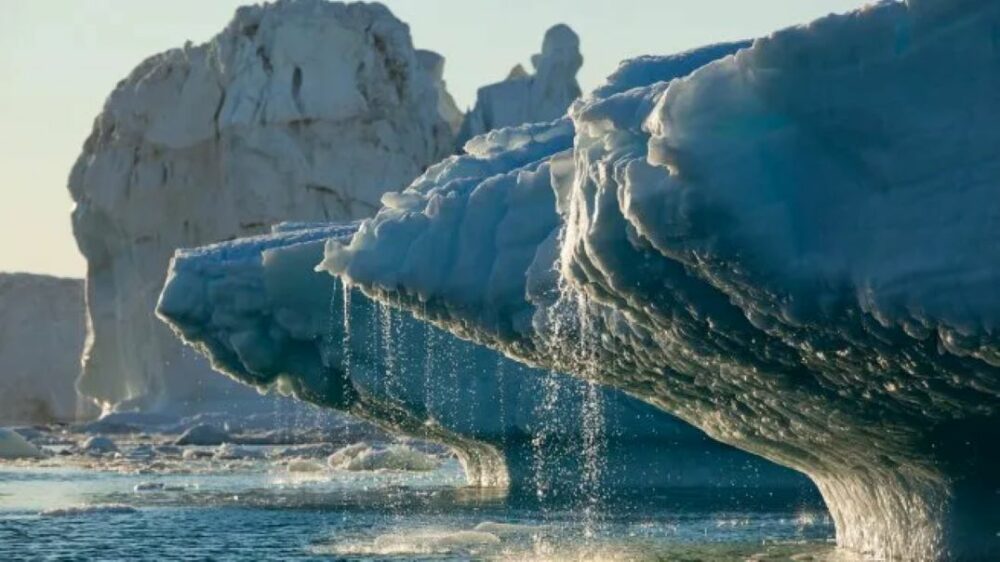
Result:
[159, 220, 809, 495]
[0, 273, 89, 424]
[68, 0, 456, 412]
[304, 1, 1000, 559]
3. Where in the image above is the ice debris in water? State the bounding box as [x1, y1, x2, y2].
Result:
[82, 436, 118, 455]
[174, 424, 230, 446]
[285, 459, 326, 473]
[0, 428, 48, 459]
[328, 443, 440, 472]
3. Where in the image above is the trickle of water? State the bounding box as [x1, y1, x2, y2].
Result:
[495, 356, 508, 450]
[579, 381, 606, 539]
[379, 303, 398, 399]
[341, 280, 353, 382]
[531, 370, 562, 506]
[422, 321, 440, 419]
[576, 292, 607, 540]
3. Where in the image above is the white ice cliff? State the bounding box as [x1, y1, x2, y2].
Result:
[0, 274, 88, 424]
[158, 220, 809, 496]
[308, 1, 1000, 559]
[456, 24, 583, 148]
[68, 0, 455, 412]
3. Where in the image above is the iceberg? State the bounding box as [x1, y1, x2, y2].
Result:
[68, 0, 456, 413]
[159, 218, 808, 494]
[303, 1, 1000, 559]
[0, 273, 88, 424]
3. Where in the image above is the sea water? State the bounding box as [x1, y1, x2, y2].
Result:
[0, 437, 845, 562]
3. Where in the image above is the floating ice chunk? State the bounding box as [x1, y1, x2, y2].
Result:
[269, 443, 337, 459]
[286, 459, 326, 473]
[40, 504, 138, 517]
[174, 424, 230, 446]
[327, 443, 370, 468]
[328, 444, 439, 472]
[181, 448, 213, 461]
[82, 436, 118, 455]
[213, 443, 263, 460]
[0, 428, 47, 459]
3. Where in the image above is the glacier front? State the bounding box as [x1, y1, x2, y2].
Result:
[310, 1, 1000, 560]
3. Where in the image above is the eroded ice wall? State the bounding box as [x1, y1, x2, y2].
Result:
[319, 2, 1000, 559]
[69, 1, 455, 413]
[0, 274, 88, 424]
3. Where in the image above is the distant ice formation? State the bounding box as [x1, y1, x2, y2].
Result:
[456, 24, 583, 147]
[0, 273, 87, 424]
[303, 1, 1000, 559]
[68, 0, 456, 413]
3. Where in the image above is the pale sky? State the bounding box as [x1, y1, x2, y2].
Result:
[0, 0, 870, 278]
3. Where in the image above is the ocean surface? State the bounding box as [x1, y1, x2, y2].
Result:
[0, 440, 844, 562]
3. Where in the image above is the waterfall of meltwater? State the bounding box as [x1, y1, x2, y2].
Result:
[576, 292, 607, 539]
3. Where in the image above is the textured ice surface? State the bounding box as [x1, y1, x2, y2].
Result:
[0, 274, 87, 424]
[314, 1, 1000, 559]
[68, 0, 456, 413]
[159, 218, 808, 495]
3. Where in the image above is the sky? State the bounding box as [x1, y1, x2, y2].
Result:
[0, 0, 871, 278]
